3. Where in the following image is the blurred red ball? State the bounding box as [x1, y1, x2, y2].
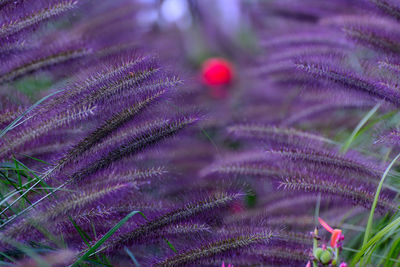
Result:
[201, 58, 234, 87]
[230, 201, 244, 214]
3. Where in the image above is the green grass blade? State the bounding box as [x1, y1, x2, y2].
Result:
[19, 154, 53, 165]
[0, 170, 31, 207]
[344, 246, 400, 264]
[341, 102, 381, 153]
[0, 89, 64, 139]
[0, 251, 16, 263]
[164, 238, 177, 253]
[0, 179, 66, 228]
[0, 166, 58, 221]
[0, 190, 24, 208]
[352, 216, 400, 265]
[363, 153, 400, 247]
[69, 216, 92, 246]
[1, 238, 51, 267]
[124, 247, 140, 267]
[385, 237, 400, 267]
[13, 158, 22, 188]
[314, 192, 321, 225]
[12, 158, 51, 195]
[353, 111, 397, 142]
[70, 210, 145, 267]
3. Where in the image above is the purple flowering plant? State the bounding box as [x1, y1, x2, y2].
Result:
[0, 0, 400, 266]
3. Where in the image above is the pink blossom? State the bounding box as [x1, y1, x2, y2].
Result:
[318, 217, 344, 248]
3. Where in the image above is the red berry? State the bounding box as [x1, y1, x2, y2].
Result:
[201, 58, 234, 87]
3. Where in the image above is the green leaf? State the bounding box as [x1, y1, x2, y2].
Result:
[70, 210, 145, 266]
[352, 216, 400, 266]
[341, 102, 381, 153]
[20, 154, 53, 165]
[362, 153, 400, 248]
[384, 237, 400, 267]
[164, 238, 177, 253]
[69, 216, 92, 247]
[0, 89, 64, 139]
